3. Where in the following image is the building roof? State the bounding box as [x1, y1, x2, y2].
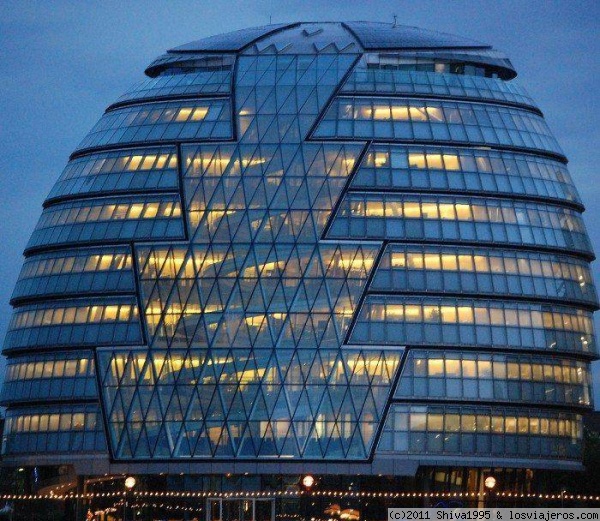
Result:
[170, 23, 294, 52]
[168, 21, 490, 53]
[343, 21, 490, 50]
[145, 21, 515, 79]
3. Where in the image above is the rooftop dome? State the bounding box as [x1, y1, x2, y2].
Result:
[170, 21, 490, 53]
[146, 21, 516, 78]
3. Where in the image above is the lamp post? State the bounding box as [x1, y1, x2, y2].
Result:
[301, 475, 315, 490]
[300, 475, 315, 519]
[123, 477, 136, 521]
[484, 476, 496, 508]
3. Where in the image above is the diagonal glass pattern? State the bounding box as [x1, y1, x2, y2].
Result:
[137, 242, 379, 349]
[94, 52, 404, 461]
[97, 347, 401, 459]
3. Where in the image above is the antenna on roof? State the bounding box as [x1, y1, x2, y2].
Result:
[393, 14, 398, 27]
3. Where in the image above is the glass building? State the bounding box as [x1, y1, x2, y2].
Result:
[1, 21, 597, 516]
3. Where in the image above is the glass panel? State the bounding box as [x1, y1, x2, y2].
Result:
[314, 97, 562, 156]
[341, 68, 534, 109]
[2, 405, 106, 456]
[27, 195, 184, 250]
[96, 347, 401, 459]
[351, 296, 595, 354]
[77, 99, 232, 150]
[13, 247, 135, 300]
[372, 245, 597, 305]
[328, 194, 591, 255]
[395, 350, 592, 406]
[377, 404, 582, 460]
[48, 147, 179, 199]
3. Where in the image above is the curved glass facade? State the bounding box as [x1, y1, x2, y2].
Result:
[372, 245, 596, 304]
[2, 404, 106, 455]
[351, 296, 594, 354]
[395, 349, 591, 406]
[116, 69, 232, 104]
[378, 404, 582, 460]
[341, 68, 536, 107]
[26, 195, 185, 251]
[76, 99, 232, 151]
[4, 298, 142, 351]
[313, 97, 562, 155]
[12, 246, 135, 300]
[1, 351, 97, 404]
[2, 21, 596, 479]
[352, 145, 580, 204]
[48, 146, 180, 200]
[329, 194, 591, 254]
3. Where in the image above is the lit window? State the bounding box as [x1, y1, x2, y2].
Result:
[409, 107, 428, 122]
[426, 154, 444, 169]
[428, 359, 444, 376]
[443, 154, 460, 170]
[373, 105, 391, 120]
[408, 153, 427, 169]
[191, 107, 208, 121]
[374, 151, 389, 167]
[390, 106, 410, 120]
[175, 108, 193, 122]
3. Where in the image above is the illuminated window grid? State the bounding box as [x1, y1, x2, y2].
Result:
[36, 200, 181, 228]
[10, 303, 138, 329]
[5, 355, 94, 382]
[19, 251, 131, 279]
[380, 248, 592, 286]
[360, 301, 592, 335]
[341, 196, 585, 233]
[353, 149, 580, 204]
[395, 350, 592, 406]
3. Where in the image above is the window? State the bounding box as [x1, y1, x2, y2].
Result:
[353, 296, 594, 353]
[10, 302, 138, 329]
[378, 404, 582, 458]
[315, 98, 562, 156]
[78, 99, 231, 150]
[397, 350, 590, 405]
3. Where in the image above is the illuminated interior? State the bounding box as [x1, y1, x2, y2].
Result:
[385, 250, 591, 285]
[5, 357, 94, 381]
[360, 301, 593, 334]
[10, 303, 138, 328]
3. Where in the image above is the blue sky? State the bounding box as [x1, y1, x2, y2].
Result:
[0, 0, 599, 405]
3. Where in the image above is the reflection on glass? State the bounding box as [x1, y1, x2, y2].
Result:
[396, 350, 591, 406]
[5, 356, 94, 382]
[10, 303, 138, 329]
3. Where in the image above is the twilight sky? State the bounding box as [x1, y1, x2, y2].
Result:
[0, 0, 599, 405]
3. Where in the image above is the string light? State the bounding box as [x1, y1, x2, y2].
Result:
[1, 491, 599, 501]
